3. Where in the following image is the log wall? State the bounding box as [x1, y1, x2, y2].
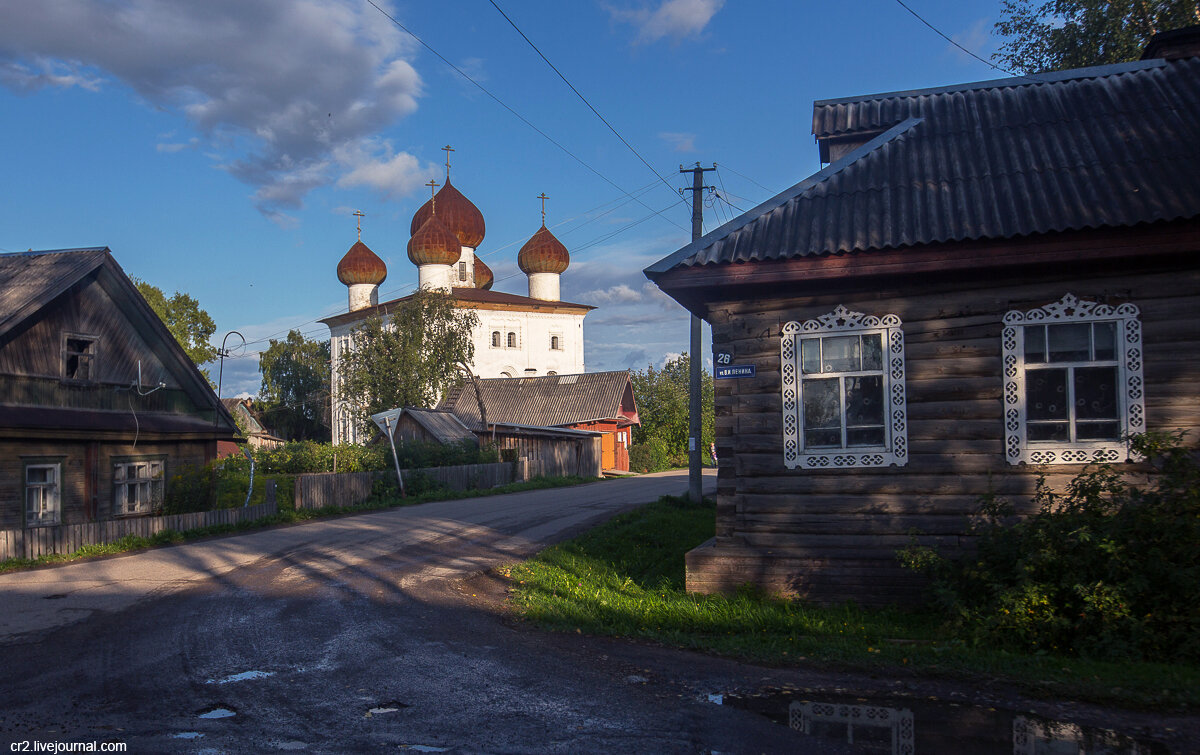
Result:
[690, 264, 1200, 606]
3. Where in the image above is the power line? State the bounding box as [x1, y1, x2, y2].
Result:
[713, 161, 772, 194]
[487, 0, 689, 215]
[364, 0, 687, 234]
[892, 0, 1014, 74]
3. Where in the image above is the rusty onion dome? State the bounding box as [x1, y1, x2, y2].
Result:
[474, 256, 494, 290]
[410, 179, 485, 249]
[517, 224, 570, 274]
[407, 213, 461, 266]
[337, 240, 387, 285]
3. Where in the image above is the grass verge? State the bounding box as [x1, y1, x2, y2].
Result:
[0, 475, 598, 575]
[504, 495, 1199, 710]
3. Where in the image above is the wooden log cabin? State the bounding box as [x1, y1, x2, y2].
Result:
[644, 28, 1200, 606]
[0, 248, 237, 531]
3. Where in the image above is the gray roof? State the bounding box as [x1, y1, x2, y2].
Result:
[439, 371, 637, 429]
[400, 408, 477, 445]
[646, 56, 1200, 275]
[0, 247, 109, 339]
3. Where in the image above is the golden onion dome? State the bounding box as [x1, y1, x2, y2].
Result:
[410, 178, 485, 249]
[474, 256, 494, 290]
[517, 224, 570, 275]
[407, 212, 461, 266]
[336, 240, 387, 286]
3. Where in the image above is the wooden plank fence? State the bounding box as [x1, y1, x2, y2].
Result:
[294, 461, 517, 510]
[0, 501, 278, 561]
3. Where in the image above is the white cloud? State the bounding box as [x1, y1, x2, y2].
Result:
[334, 139, 439, 198]
[659, 131, 696, 152]
[0, 0, 424, 220]
[607, 0, 724, 45]
[949, 18, 994, 66]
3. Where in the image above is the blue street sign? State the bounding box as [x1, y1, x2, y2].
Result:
[714, 364, 756, 379]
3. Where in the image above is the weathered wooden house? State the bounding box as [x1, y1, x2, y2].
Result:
[644, 31, 1200, 605]
[378, 407, 479, 447]
[439, 370, 639, 471]
[0, 248, 237, 530]
[220, 398, 286, 450]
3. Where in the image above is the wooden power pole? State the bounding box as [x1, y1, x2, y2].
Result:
[680, 163, 715, 504]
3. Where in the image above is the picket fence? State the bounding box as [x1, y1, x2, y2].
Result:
[294, 461, 516, 510]
[0, 501, 278, 562]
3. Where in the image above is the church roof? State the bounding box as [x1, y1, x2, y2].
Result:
[518, 224, 570, 274]
[317, 286, 593, 328]
[337, 240, 387, 285]
[411, 178, 486, 249]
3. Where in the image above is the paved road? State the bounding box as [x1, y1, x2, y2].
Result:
[0, 470, 838, 753]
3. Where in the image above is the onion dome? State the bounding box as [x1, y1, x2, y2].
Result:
[407, 212, 461, 266]
[337, 240, 387, 285]
[410, 179, 485, 249]
[474, 256, 494, 290]
[518, 224, 570, 274]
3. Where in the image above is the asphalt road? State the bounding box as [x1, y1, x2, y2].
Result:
[0, 470, 839, 754]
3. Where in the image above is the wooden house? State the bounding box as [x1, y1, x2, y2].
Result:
[220, 398, 286, 450]
[0, 248, 237, 530]
[438, 370, 639, 471]
[644, 31, 1200, 606]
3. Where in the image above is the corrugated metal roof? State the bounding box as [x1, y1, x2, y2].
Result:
[439, 371, 634, 429]
[646, 56, 1200, 274]
[400, 408, 476, 445]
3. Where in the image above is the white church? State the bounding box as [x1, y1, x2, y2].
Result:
[320, 154, 593, 445]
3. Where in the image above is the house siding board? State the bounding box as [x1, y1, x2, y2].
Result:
[698, 263, 1200, 605]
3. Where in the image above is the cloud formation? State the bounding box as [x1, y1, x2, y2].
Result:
[659, 131, 696, 152]
[0, 1, 427, 221]
[608, 0, 725, 44]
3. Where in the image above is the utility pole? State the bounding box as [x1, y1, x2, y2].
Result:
[680, 163, 715, 504]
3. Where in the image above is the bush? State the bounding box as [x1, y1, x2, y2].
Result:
[249, 439, 498, 475]
[629, 438, 672, 473]
[900, 432, 1200, 662]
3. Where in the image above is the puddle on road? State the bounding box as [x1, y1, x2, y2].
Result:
[364, 701, 409, 717]
[206, 670, 275, 685]
[723, 690, 1171, 754]
[196, 706, 238, 720]
[172, 732, 204, 740]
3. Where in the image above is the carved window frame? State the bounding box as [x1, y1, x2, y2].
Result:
[781, 306, 908, 469]
[1002, 294, 1144, 465]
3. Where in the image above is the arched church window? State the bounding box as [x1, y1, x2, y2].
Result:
[550, 335, 561, 351]
[507, 332, 517, 348]
[491, 331, 501, 348]
[458, 261, 468, 281]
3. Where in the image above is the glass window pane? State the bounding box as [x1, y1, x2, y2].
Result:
[805, 428, 841, 448]
[822, 335, 859, 372]
[846, 427, 885, 447]
[1026, 368, 1068, 420]
[802, 378, 841, 431]
[1028, 422, 1069, 441]
[1075, 366, 1118, 420]
[1093, 322, 1116, 361]
[801, 339, 822, 374]
[1047, 323, 1090, 362]
[845, 375, 884, 427]
[1024, 325, 1047, 364]
[861, 334, 883, 370]
[1077, 421, 1120, 441]
[27, 467, 50, 484]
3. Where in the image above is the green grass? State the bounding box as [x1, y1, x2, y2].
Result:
[505, 495, 1200, 710]
[0, 475, 600, 575]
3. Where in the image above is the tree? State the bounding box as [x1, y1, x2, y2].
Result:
[258, 330, 331, 441]
[630, 353, 714, 463]
[338, 289, 478, 432]
[994, 0, 1200, 73]
[133, 279, 219, 384]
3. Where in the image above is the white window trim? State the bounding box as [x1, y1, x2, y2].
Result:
[781, 305, 908, 469]
[1002, 294, 1144, 465]
[25, 462, 62, 527]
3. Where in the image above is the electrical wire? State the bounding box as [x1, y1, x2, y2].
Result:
[713, 162, 772, 194]
[487, 0, 689, 215]
[364, 0, 687, 234]
[892, 0, 1013, 74]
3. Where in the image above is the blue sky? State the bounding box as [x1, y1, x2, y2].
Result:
[0, 0, 1005, 397]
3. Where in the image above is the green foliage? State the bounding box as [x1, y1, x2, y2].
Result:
[258, 330, 331, 441]
[338, 289, 479, 430]
[629, 437, 672, 473]
[246, 439, 497, 475]
[630, 353, 714, 466]
[900, 432, 1200, 662]
[994, 0, 1200, 73]
[132, 278, 218, 384]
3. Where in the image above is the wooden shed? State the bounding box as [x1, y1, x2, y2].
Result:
[0, 248, 237, 530]
[645, 33, 1200, 606]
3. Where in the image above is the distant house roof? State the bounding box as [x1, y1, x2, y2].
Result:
[398, 408, 477, 445]
[439, 371, 639, 430]
[318, 286, 593, 329]
[645, 54, 1200, 277]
